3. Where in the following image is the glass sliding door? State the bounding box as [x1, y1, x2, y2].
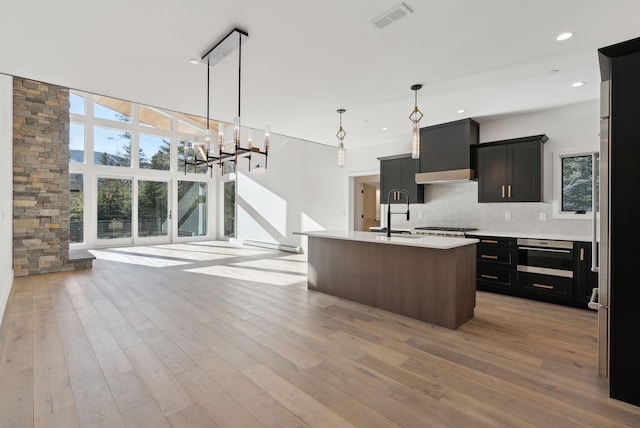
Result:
[177, 181, 207, 238]
[223, 180, 235, 238]
[69, 173, 84, 243]
[97, 177, 132, 241]
[137, 180, 169, 238]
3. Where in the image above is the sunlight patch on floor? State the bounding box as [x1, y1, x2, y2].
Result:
[91, 249, 192, 267]
[185, 265, 305, 286]
[110, 245, 235, 261]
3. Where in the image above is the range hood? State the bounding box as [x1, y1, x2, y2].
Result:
[415, 118, 479, 184]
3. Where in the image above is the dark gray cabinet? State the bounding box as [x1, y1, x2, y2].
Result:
[475, 236, 517, 293]
[378, 154, 424, 204]
[475, 234, 596, 309]
[574, 242, 597, 307]
[475, 135, 547, 202]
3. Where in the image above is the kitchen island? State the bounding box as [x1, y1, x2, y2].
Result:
[302, 231, 478, 329]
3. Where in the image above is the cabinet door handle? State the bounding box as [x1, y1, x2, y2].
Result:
[580, 248, 585, 261]
[533, 283, 554, 290]
[508, 185, 512, 198]
[481, 274, 498, 280]
[481, 254, 499, 260]
[501, 185, 505, 198]
[481, 239, 498, 244]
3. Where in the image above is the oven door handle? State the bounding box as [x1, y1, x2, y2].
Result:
[518, 247, 572, 254]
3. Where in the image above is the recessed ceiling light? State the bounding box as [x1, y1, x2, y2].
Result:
[457, 109, 466, 114]
[189, 58, 200, 65]
[382, 127, 389, 131]
[556, 32, 574, 42]
[572, 81, 585, 88]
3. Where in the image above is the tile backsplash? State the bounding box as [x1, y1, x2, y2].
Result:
[383, 181, 591, 237]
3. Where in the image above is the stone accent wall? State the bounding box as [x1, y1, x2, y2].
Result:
[12, 77, 88, 276]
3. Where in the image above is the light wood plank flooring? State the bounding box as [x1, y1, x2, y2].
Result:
[1, 241, 640, 427]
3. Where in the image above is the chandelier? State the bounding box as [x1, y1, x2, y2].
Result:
[184, 28, 269, 175]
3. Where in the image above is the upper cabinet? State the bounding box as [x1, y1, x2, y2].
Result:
[379, 154, 424, 204]
[475, 135, 547, 202]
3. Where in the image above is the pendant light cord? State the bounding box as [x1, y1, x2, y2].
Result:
[206, 60, 210, 133]
[238, 32, 242, 119]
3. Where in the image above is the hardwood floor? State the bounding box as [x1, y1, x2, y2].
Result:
[1, 240, 639, 427]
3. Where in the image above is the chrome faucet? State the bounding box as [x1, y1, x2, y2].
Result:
[386, 189, 410, 237]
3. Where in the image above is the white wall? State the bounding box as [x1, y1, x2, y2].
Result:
[235, 133, 347, 251]
[345, 101, 599, 238]
[0, 74, 14, 325]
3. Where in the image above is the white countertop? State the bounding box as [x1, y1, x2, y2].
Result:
[299, 230, 478, 250]
[466, 230, 592, 242]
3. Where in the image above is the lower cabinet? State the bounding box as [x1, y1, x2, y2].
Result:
[475, 235, 595, 308]
[475, 236, 517, 293]
[517, 272, 573, 301]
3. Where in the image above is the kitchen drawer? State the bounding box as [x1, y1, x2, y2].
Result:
[477, 264, 515, 287]
[477, 247, 515, 265]
[517, 272, 573, 300]
[475, 236, 516, 247]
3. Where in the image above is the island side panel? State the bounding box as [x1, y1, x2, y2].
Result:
[307, 236, 476, 329]
[453, 244, 477, 328]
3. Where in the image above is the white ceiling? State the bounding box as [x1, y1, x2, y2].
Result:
[1, 0, 639, 149]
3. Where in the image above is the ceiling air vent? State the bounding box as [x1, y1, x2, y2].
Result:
[370, 3, 413, 30]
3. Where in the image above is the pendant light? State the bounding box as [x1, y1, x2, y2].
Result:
[336, 109, 346, 168]
[409, 84, 423, 159]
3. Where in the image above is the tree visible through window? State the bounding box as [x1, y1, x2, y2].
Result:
[561, 155, 593, 212]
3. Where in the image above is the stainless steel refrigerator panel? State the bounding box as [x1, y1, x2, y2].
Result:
[598, 306, 609, 378]
[598, 79, 611, 379]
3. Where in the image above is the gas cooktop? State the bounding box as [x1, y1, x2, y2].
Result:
[412, 226, 477, 237]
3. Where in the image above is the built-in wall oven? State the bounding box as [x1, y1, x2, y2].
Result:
[516, 238, 574, 279]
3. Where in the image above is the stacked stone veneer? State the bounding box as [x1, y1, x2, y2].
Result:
[13, 77, 91, 276]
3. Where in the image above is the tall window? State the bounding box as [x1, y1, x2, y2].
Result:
[94, 127, 132, 167]
[139, 134, 170, 170]
[69, 90, 217, 247]
[97, 178, 132, 239]
[138, 180, 168, 237]
[178, 181, 207, 237]
[561, 154, 593, 212]
[69, 123, 85, 164]
[69, 174, 84, 243]
[223, 181, 235, 237]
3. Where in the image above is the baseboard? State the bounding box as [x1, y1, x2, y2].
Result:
[243, 239, 303, 254]
[0, 268, 14, 328]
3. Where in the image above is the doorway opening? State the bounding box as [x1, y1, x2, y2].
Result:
[353, 174, 380, 232]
